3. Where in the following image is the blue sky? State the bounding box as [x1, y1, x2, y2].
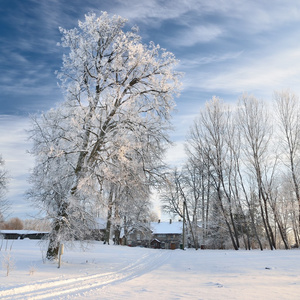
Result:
[1, 0, 300, 219]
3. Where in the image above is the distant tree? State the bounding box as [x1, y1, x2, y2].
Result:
[3, 218, 24, 230]
[162, 91, 300, 250]
[117, 184, 153, 245]
[275, 90, 300, 247]
[0, 212, 5, 230]
[23, 219, 51, 231]
[28, 12, 180, 259]
[149, 211, 159, 222]
[188, 97, 240, 250]
[0, 211, 4, 224]
[161, 168, 200, 249]
[237, 94, 277, 249]
[0, 155, 9, 218]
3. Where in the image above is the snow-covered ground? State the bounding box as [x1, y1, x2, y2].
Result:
[0, 239, 299, 299]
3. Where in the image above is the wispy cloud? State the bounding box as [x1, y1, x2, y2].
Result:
[109, 0, 300, 35]
[168, 24, 223, 47]
[180, 51, 243, 67]
[182, 47, 300, 98]
[0, 115, 36, 218]
[0, 116, 33, 176]
[165, 141, 186, 167]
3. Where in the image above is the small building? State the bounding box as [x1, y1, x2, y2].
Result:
[150, 238, 161, 249]
[150, 220, 184, 250]
[124, 220, 185, 249]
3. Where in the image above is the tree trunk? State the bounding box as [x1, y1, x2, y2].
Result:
[105, 208, 112, 245]
[105, 186, 114, 244]
[47, 201, 69, 260]
[216, 188, 239, 250]
[47, 236, 60, 260]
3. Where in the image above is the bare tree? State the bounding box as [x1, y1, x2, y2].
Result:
[184, 97, 242, 249]
[185, 121, 213, 246]
[161, 167, 201, 249]
[162, 91, 300, 250]
[275, 90, 300, 246]
[23, 219, 51, 231]
[2, 218, 24, 230]
[237, 94, 276, 249]
[117, 184, 153, 245]
[0, 155, 9, 219]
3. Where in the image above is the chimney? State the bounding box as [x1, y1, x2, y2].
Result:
[169, 219, 172, 224]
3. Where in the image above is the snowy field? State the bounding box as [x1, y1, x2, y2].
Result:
[0, 240, 299, 299]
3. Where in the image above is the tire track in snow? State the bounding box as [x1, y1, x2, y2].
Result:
[0, 250, 171, 299]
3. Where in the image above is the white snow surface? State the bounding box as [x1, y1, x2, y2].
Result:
[0, 240, 299, 299]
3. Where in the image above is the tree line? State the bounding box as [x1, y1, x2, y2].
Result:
[0, 217, 50, 231]
[162, 92, 300, 250]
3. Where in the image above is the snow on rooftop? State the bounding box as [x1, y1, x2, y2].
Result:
[150, 221, 182, 234]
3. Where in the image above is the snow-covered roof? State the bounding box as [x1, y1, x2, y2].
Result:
[150, 222, 183, 234]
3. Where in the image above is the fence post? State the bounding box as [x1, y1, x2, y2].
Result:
[58, 243, 64, 268]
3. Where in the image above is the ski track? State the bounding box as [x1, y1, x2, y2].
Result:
[0, 250, 171, 299]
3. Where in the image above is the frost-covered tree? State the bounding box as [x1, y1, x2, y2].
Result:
[107, 183, 153, 245]
[275, 90, 300, 246]
[28, 108, 96, 259]
[237, 94, 277, 250]
[100, 158, 153, 245]
[161, 167, 202, 249]
[28, 12, 180, 259]
[187, 97, 241, 250]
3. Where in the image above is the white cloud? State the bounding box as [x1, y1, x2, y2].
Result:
[169, 24, 223, 47]
[180, 46, 300, 99]
[165, 141, 186, 167]
[180, 51, 243, 67]
[0, 115, 35, 218]
[164, 112, 200, 167]
[110, 0, 300, 34]
[111, 0, 190, 25]
[0, 116, 33, 172]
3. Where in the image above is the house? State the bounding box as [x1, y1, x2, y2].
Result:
[125, 220, 186, 249]
[124, 220, 185, 249]
[88, 217, 107, 241]
[150, 220, 184, 249]
[125, 224, 152, 247]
